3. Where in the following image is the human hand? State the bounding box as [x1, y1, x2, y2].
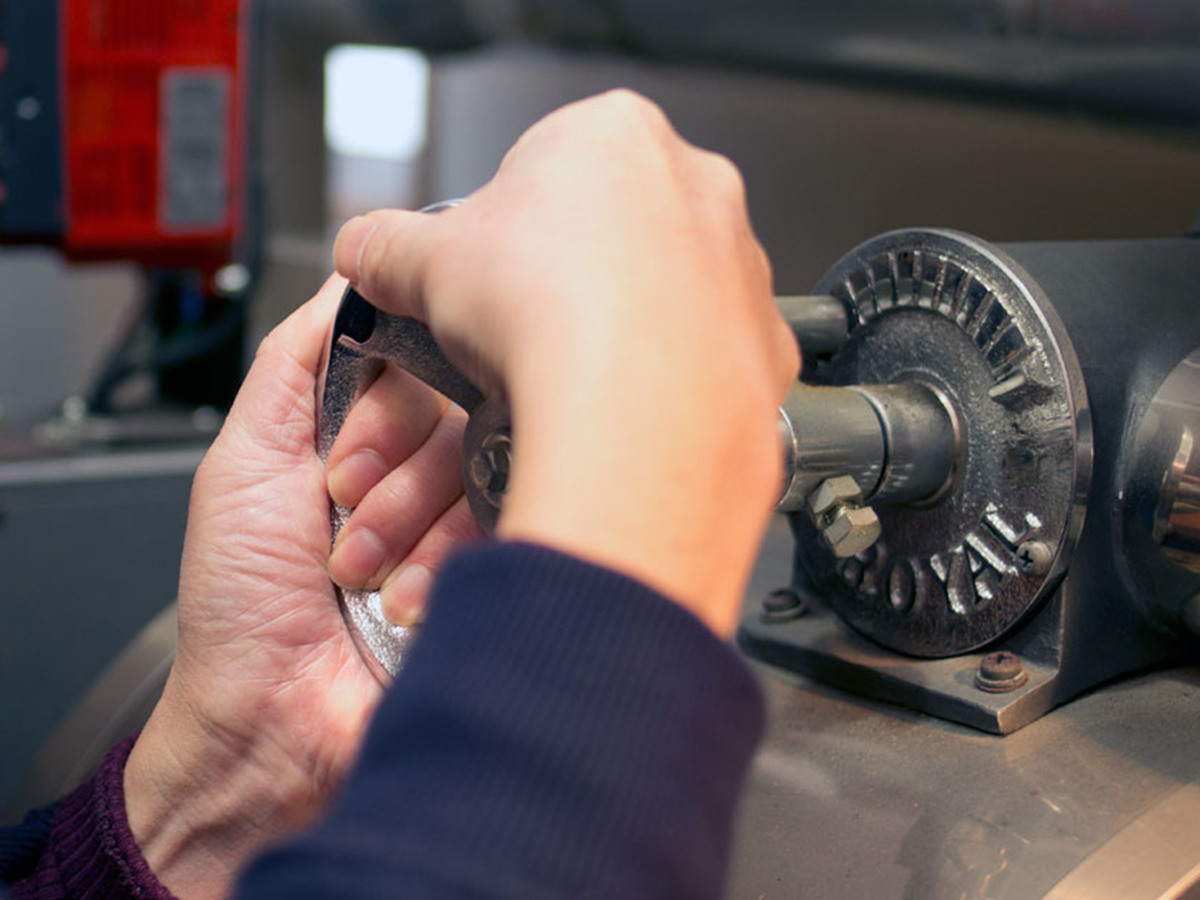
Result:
[334, 90, 799, 637]
[123, 275, 477, 899]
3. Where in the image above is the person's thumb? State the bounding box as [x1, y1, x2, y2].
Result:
[211, 273, 346, 474]
[333, 209, 444, 323]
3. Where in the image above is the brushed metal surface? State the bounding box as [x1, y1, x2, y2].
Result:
[731, 517, 1200, 899]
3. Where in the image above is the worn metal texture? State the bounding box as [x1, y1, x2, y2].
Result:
[317, 286, 484, 682]
[795, 229, 1092, 658]
[731, 517, 1200, 900]
[742, 233, 1200, 732]
[1004, 238, 1200, 659]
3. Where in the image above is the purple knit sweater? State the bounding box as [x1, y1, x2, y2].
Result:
[5, 737, 175, 899]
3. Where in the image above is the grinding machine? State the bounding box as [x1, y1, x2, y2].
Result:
[745, 229, 1200, 733]
[317, 225, 1200, 736]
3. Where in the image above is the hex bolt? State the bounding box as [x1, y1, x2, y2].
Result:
[807, 475, 882, 558]
[469, 431, 512, 509]
[825, 507, 882, 558]
[1015, 540, 1053, 577]
[974, 651, 1029, 693]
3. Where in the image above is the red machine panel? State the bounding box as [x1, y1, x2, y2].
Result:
[61, 0, 246, 266]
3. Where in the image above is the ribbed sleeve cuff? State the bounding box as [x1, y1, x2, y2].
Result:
[9, 735, 177, 900]
[244, 541, 765, 899]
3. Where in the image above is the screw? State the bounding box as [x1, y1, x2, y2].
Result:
[807, 476, 881, 558]
[760, 588, 807, 623]
[974, 651, 1028, 693]
[1015, 540, 1053, 577]
[469, 431, 511, 509]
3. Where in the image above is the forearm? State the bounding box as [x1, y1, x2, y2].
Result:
[241, 542, 765, 899]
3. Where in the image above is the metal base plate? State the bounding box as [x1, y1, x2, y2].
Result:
[739, 595, 1059, 735]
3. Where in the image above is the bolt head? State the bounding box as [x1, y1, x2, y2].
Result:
[1015, 540, 1053, 577]
[974, 651, 1028, 693]
[823, 505, 881, 558]
[807, 475, 865, 520]
[760, 588, 808, 623]
[762, 588, 802, 614]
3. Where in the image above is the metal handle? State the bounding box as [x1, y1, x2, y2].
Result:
[317, 285, 504, 681]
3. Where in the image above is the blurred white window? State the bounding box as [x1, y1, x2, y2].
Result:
[324, 45, 429, 161]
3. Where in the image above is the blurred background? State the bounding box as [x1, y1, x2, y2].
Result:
[7, 0, 1200, 422]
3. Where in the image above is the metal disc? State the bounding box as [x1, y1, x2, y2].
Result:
[794, 229, 1091, 657]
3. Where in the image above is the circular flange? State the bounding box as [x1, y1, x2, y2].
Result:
[1118, 345, 1200, 636]
[793, 229, 1091, 657]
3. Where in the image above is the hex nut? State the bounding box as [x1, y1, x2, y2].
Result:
[470, 431, 512, 508]
[823, 505, 882, 558]
[807, 475, 865, 522]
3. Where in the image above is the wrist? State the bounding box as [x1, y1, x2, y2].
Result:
[498, 388, 781, 637]
[124, 677, 317, 900]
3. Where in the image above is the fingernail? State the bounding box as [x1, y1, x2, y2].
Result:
[380, 564, 432, 627]
[328, 527, 386, 588]
[328, 449, 389, 508]
[333, 216, 378, 282]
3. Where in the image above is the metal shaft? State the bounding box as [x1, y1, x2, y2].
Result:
[776, 381, 959, 513]
[776, 295, 850, 358]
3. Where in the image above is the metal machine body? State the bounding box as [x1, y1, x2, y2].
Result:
[742, 229, 1200, 733]
[317, 227, 1199, 735]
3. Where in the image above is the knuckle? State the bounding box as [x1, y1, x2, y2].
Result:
[358, 214, 397, 293]
[600, 88, 662, 120]
[704, 151, 747, 201]
[358, 468, 418, 529]
[594, 89, 671, 140]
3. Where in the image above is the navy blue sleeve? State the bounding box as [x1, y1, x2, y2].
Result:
[0, 803, 59, 884]
[240, 542, 765, 899]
